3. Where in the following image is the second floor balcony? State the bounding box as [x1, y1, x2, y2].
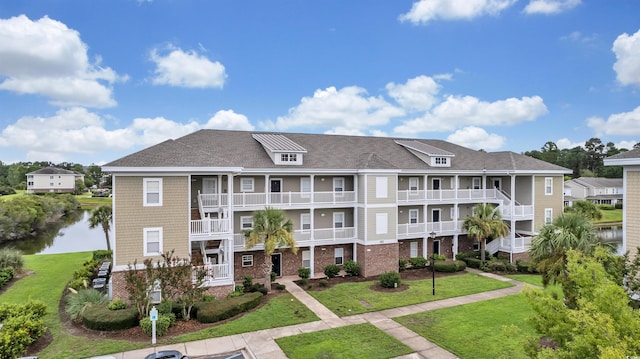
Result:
[233, 226, 356, 250]
[200, 191, 356, 210]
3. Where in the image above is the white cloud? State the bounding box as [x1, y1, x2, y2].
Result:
[272, 86, 405, 132]
[386, 75, 443, 112]
[615, 140, 637, 151]
[612, 28, 640, 86]
[556, 138, 584, 149]
[446, 126, 505, 150]
[0, 107, 228, 161]
[523, 0, 581, 15]
[150, 46, 227, 88]
[560, 31, 598, 44]
[204, 110, 255, 131]
[399, 0, 516, 25]
[0, 15, 124, 108]
[586, 106, 640, 136]
[394, 95, 548, 134]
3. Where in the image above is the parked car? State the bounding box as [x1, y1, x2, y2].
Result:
[144, 350, 188, 359]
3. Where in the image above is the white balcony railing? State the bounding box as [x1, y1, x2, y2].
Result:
[201, 191, 356, 209]
[194, 263, 231, 282]
[190, 219, 231, 237]
[398, 188, 500, 202]
[233, 227, 356, 247]
[397, 221, 460, 238]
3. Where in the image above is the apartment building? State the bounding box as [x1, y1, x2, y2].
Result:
[26, 166, 84, 193]
[104, 129, 570, 298]
[604, 148, 640, 259]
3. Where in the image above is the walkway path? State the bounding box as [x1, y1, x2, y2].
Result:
[99, 270, 524, 359]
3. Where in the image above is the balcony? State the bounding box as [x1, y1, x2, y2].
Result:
[194, 263, 232, 284]
[200, 191, 356, 211]
[397, 188, 501, 203]
[189, 219, 231, 239]
[486, 236, 533, 254]
[397, 221, 460, 239]
[233, 227, 356, 249]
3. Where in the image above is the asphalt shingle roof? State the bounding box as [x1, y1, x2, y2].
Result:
[27, 167, 82, 175]
[105, 129, 571, 173]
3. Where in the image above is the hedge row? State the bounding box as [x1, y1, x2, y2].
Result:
[434, 260, 466, 272]
[82, 305, 139, 331]
[0, 301, 47, 359]
[196, 292, 264, 323]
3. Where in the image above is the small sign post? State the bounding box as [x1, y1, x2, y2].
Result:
[150, 306, 158, 345]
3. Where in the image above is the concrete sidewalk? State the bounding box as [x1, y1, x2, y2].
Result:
[96, 271, 524, 359]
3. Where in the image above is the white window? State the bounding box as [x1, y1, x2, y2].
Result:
[376, 177, 388, 198]
[435, 157, 447, 165]
[242, 255, 253, 267]
[544, 208, 553, 224]
[144, 228, 162, 256]
[333, 177, 344, 193]
[281, 153, 289, 162]
[300, 177, 311, 198]
[148, 279, 161, 304]
[409, 209, 419, 224]
[472, 177, 481, 190]
[143, 178, 162, 206]
[545, 177, 553, 195]
[240, 178, 254, 192]
[334, 248, 344, 265]
[300, 213, 311, 231]
[334, 212, 344, 229]
[409, 177, 419, 191]
[240, 216, 254, 230]
[376, 212, 388, 235]
[410, 241, 418, 258]
[302, 250, 311, 268]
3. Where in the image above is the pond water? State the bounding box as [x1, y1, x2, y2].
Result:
[0, 210, 109, 255]
[597, 225, 624, 255]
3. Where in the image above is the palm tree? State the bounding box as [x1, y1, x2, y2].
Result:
[244, 207, 297, 289]
[529, 212, 603, 287]
[462, 203, 509, 262]
[564, 200, 602, 221]
[88, 205, 112, 251]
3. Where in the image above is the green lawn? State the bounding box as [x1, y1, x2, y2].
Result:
[308, 273, 514, 316]
[75, 194, 112, 208]
[0, 252, 318, 358]
[276, 323, 414, 359]
[595, 208, 622, 224]
[0, 189, 25, 201]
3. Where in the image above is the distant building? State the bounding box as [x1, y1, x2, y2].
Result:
[564, 177, 623, 207]
[604, 148, 640, 258]
[26, 167, 84, 193]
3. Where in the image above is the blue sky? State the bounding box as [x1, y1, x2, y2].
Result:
[0, 0, 639, 165]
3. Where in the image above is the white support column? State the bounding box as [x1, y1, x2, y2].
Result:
[510, 174, 516, 262]
[452, 234, 459, 256]
[228, 174, 235, 281]
[265, 174, 270, 205]
[309, 244, 316, 279]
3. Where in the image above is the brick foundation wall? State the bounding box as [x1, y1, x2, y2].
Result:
[511, 252, 531, 262]
[313, 245, 353, 274]
[398, 239, 423, 260]
[429, 236, 454, 260]
[357, 243, 399, 277]
[457, 235, 476, 254]
[110, 269, 234, 303]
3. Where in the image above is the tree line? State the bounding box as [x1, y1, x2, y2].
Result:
[523, 137, 639, 178]
[0, 161, 109, 193]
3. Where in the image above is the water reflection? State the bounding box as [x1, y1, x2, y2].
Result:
[597, 225, 624, 255]
[0, 210, 108, 255]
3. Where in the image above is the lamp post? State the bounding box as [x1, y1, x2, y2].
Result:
[430, 231, 436, 296]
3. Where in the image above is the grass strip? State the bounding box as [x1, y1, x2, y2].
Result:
[276, 323, 414, 359]
[308, 273, 514, 316]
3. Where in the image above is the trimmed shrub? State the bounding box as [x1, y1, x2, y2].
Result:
[379, 271, 401, 288]
[246, 283, 268, 295]
[65, 288, 108, 321]
[615, 202, 623, 209]
[140, 313, 174, 336]
[242, 275, 253, 288]
[319, 279, 329, 287]
[108, 298, 127, 311]
[398, 259, 407, 271]
[516, 259, 536, 273]
[597, 204, 615, 210]
[92, 250, 112, 261]
[298, 267, 311, 279]
[275, 283, 286, 291]
[486, 260, 506, 272]
[297, 278, 308, 286]
[69, 277, 89, 291]
[505, 262, 517, 272]
[434, 260, 467, 272]
[344, 260, 360, 276]
[430, 254, 446, 261]
[0, 267, 14, 288]
[0, 301, 47, 359]
[409, 256, 427, 269]
[455, 251, 490, 261]
[196, 292, 264, 323]
[465, 258, 483, 269]
[0, 248, 24, 272]
[324, 264, 340, 278]
[271, 271, 277, 282]
[82, 305, 138, 331]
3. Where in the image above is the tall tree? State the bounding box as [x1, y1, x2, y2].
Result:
[462, 203, 508, 262]
[244, 207, 297, 289]
[88, 205, 112, 251]
[564, 200, 602, 221]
